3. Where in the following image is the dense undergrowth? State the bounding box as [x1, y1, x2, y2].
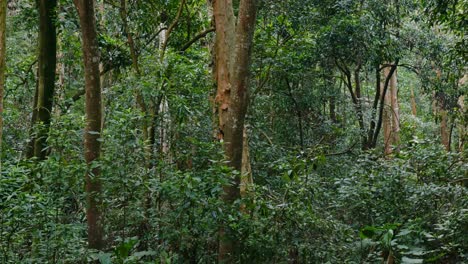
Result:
[1, 135, 466, 263]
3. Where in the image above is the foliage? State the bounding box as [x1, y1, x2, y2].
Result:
[1, 0, 466, 263]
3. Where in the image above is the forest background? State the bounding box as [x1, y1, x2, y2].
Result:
[0, 0, 466, 263]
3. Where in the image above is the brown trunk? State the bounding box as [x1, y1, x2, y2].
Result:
[0, 0, 5, 170]
[240, 127, 252, 197]
[27, 0, 57, 160]
[382, 66, 392, 156]
[212, 0, 257, 261]
[457, 95, 466, 152]
[390, 69, 400, 152]
[55, 38, 65, 116]
[339, 65, 367, 148]
[73, 0, 104, 250]
[410, 87, 417, 116]
[372, 61, 398, 148]
[440, 109, 450, 151]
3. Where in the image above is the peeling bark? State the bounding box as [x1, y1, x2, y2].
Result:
[212, 0, 258, 261]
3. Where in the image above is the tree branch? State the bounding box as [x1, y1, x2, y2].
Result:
[160, 0, 186, 59]
[179, 27, 215, 51]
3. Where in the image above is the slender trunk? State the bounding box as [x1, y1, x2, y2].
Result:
[390, 69, 400, 152]
[28, 0, 57, 160]
[73, 0, 104, 250]
[366, 65, 381, 148]
[340, 67, 366, 148]
[382, 70, 392, 156]
[240, 127, 252, 197]
[440, 109, 450, 151]
[353, 66, 367, 148]
[239, 126, 253, 214]
[382, 67, 392, 156]
[372, 61, 398, 148]
[457, 95, 466, 152]
[55, 37, 65, 116]
[285, 78, 304, 149]
[159, 97, 171, 159]
[410, 87, 417, 116]
[212, 0, 257, 261]
[0, 0, 6, 170]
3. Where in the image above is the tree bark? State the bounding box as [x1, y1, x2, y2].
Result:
[240, 127, 252, 197]
[372, 61, 398, 148]
[73, 0, 104, 250]
[0, 0, 6, 171]
[382, 66, 399, 156]
[440, 109, 450, 151]
[382, 67, 392, 156]
[390, 69, 400, 152]
[457, 95, 466, 152]
[212, 0, 257, 261]
[27, 0, 57, 160]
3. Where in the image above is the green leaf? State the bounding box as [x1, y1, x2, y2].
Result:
[98, 253, 112, 264]
[359, 226, 378, 239]
[401, 257, 423, 264]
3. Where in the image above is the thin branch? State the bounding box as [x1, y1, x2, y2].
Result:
[325, 141, 358, 156]
[179, 27, 215, 51]
[160, 0, 186, 59]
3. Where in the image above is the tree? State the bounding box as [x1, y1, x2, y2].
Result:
[0, 0, 6, 170]
[211, 0, 258, 261]
[382, 67, 400, 156]
[26, 0, 57, 160]
[73, 0, 104, 250]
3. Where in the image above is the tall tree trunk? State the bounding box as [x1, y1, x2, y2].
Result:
[27, 0, 57, 160]
[440, 109, 450, 151]
[457, 95, 466, 152]
[390, 69, 400, 152]
[382, 66, 392, 156]
[0, 0, 5, 171]
[435, 90, 451, 151]
[212, 0, 257, 261]
[240, 127, 252, 197]
[73, 0, 104, 250]
[372, 61, 398, 148]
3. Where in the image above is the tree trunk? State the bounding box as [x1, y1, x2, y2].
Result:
[240, 127, 252, 198]
[0, 0, 5, 171]
[372, 61, 398, 148]
[390, 69, 400, 152]
[382, 66, 392, 156]
[73, 0, 104, 250]
[457, 95, 466, 152]
[440, 109, 450, 151]
[27, 0, 57, 160]
[212, 0, 257, 261]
